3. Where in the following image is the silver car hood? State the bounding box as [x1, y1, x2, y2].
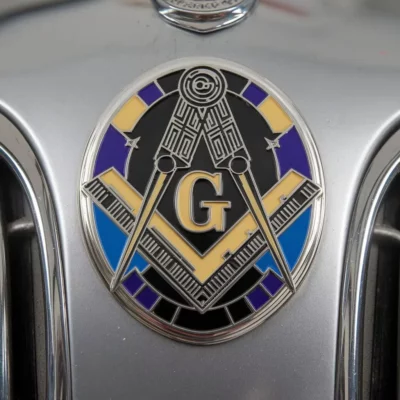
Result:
[1, 1, 400, 399]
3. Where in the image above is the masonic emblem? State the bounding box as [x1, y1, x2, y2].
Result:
[80, 58, 324, 343]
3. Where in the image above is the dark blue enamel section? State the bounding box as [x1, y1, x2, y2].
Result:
[275, 126, 312, 179]
[138, 82, 163, 106]
[93, 125, 129, 177]
[246, 286, 270, 310]
[123, 270, 144, 296]
[262, 271, 284, 296]
[136, 286, 159, 310]
[242, 83, 268, 106]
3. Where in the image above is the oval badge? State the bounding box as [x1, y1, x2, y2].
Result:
[80, 59, 324, 344]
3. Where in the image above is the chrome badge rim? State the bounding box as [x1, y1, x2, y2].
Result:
[154, 0, 256, 33]
[79, 58, 324, 344]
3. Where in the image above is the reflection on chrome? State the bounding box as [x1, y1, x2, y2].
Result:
[0, 180, 11, 400]
[0, 113, 71, 400]
[337, 123, 400, 400]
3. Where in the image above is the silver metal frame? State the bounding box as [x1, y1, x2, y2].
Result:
[336, 120, 400, 400]
[0, 172, 11, 400]
[79, 57, 325, 345]
[0, 112, 71, 400]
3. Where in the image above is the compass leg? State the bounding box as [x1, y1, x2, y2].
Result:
[110, 155, 177, 292]
[228, 156, 296, 292]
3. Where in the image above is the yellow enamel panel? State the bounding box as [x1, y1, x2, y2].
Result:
[263, 171, 303, 213]
[259, 96, 293, 133]
[100, 169, 304, 282]
[112, 96, 146, 132]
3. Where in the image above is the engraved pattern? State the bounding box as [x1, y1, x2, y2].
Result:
[203, 98, 245, 165]
[160, 98, 202, 165]
[180, 67, 225, 107]
[159, 68, 245, 166]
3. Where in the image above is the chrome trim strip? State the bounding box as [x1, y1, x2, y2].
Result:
[0, 173, 11, 400]
[0, 112, 71, 400]
[336, 125, 400, 400]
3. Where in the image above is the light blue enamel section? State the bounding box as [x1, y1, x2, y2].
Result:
[255, 207, 311, 276]
[93, 204, 148, 275]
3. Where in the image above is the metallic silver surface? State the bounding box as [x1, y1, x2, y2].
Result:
[154, 0, 255, 33]
[0, 0, 64, 17]
[0, 185, 11, 400]
[0, 115, 71, 399]
[0, 0, 400, 398]
[336, 127, 400, 400]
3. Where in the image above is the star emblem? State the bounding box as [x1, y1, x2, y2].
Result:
[265, 137, 280, 151]
[125, 136, 141, 149]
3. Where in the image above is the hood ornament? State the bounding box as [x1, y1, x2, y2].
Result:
[154, 0, 256, 33]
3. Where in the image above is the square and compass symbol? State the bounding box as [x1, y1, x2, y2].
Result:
[80, 59, 324, 343]
[84, 167, 320, 312]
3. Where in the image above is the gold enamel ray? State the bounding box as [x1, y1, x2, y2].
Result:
[112, 95, 147, 132]
[258, 96, 293, 134]
[100, 169, 303, 282]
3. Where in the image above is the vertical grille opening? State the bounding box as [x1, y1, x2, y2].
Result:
[0, 160, 46, 400]
[362, 174, 400, 399]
